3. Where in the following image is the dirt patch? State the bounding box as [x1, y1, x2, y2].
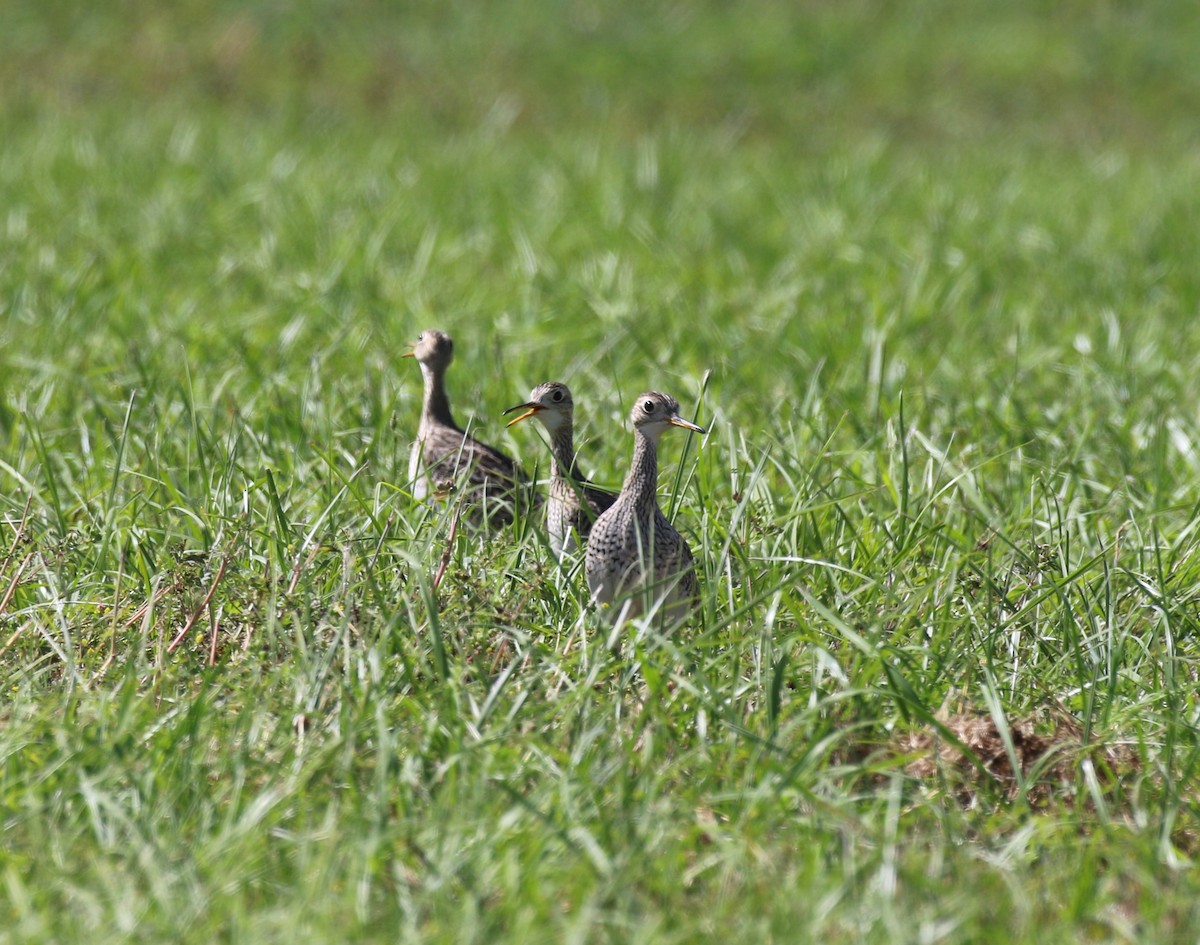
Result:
[898, 706, 1141, 806]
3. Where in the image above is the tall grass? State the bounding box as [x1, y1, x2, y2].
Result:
[2, 1, 1200, 942]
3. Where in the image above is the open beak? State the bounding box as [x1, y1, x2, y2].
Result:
[401, 343, 416, 359]
[503, 401, 542, 427]
[669, 415, 706, 435]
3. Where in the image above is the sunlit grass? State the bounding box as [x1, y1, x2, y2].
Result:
[2, 1, 1200, 942]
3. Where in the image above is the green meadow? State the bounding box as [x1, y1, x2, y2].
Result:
[3, 1, 1200, 941]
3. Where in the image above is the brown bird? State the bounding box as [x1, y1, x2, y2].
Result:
[503, 381, 617, 558]
[403, 329, 531, 525]
[585, 391, 705, 623]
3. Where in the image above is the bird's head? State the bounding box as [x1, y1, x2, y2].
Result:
[630, 391, 705, 442]
[402, 329, 454, 370]
[504, 380, 574, 433]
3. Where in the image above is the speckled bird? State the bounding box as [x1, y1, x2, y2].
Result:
[503, 381, 616, 558]
[404, 328, 531, 525]
[585, 391, 705, 623]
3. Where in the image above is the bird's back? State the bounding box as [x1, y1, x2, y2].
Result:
[549, 471, 617, 557]
[412, 417, 531, 524]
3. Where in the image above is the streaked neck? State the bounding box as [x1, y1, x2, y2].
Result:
[622, 429, 659, 506]
[549, 424, 582, 481]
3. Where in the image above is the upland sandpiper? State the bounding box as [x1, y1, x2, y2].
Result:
[404, 329, 531, 525]
[503, 381, 617, 558]
[584, 391, 705, 623]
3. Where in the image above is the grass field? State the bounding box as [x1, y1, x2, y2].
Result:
[3, 1, 1200, 941]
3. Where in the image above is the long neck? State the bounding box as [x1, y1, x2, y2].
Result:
[549, 423, 580, 480]
[420, 363, 455, 427]
[621, 429, 659, 507]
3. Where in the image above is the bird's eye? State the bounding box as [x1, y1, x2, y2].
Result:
[551, 389, 564, 403]
[643, 399, 656, 412]
[416, 332, 424, 341]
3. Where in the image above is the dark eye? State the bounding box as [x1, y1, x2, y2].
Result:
[643, 399, 656, 412]
[416, 332, 424, 341]
[551, 389, 564, 403]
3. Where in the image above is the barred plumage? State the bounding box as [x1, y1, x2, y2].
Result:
[404, 329, 532, 525]
[504, 381, 616, 558]
[584, 391, 705, 623]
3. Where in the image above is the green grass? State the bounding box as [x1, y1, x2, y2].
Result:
[3, 1, 1200, 941]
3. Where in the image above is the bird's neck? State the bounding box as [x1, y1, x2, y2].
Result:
[420, 364, 455, 428]
[549, 424, 582, 480]
[623, 429, 659, 506]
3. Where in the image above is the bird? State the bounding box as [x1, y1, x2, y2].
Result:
[503, 381, 617, 558]
[585, 391, 705, 624]
[403, 329, 531, 525]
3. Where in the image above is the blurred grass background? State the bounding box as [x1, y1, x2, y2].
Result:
[4, 0, 1200, 410]
[5, 0, 1200, 148]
